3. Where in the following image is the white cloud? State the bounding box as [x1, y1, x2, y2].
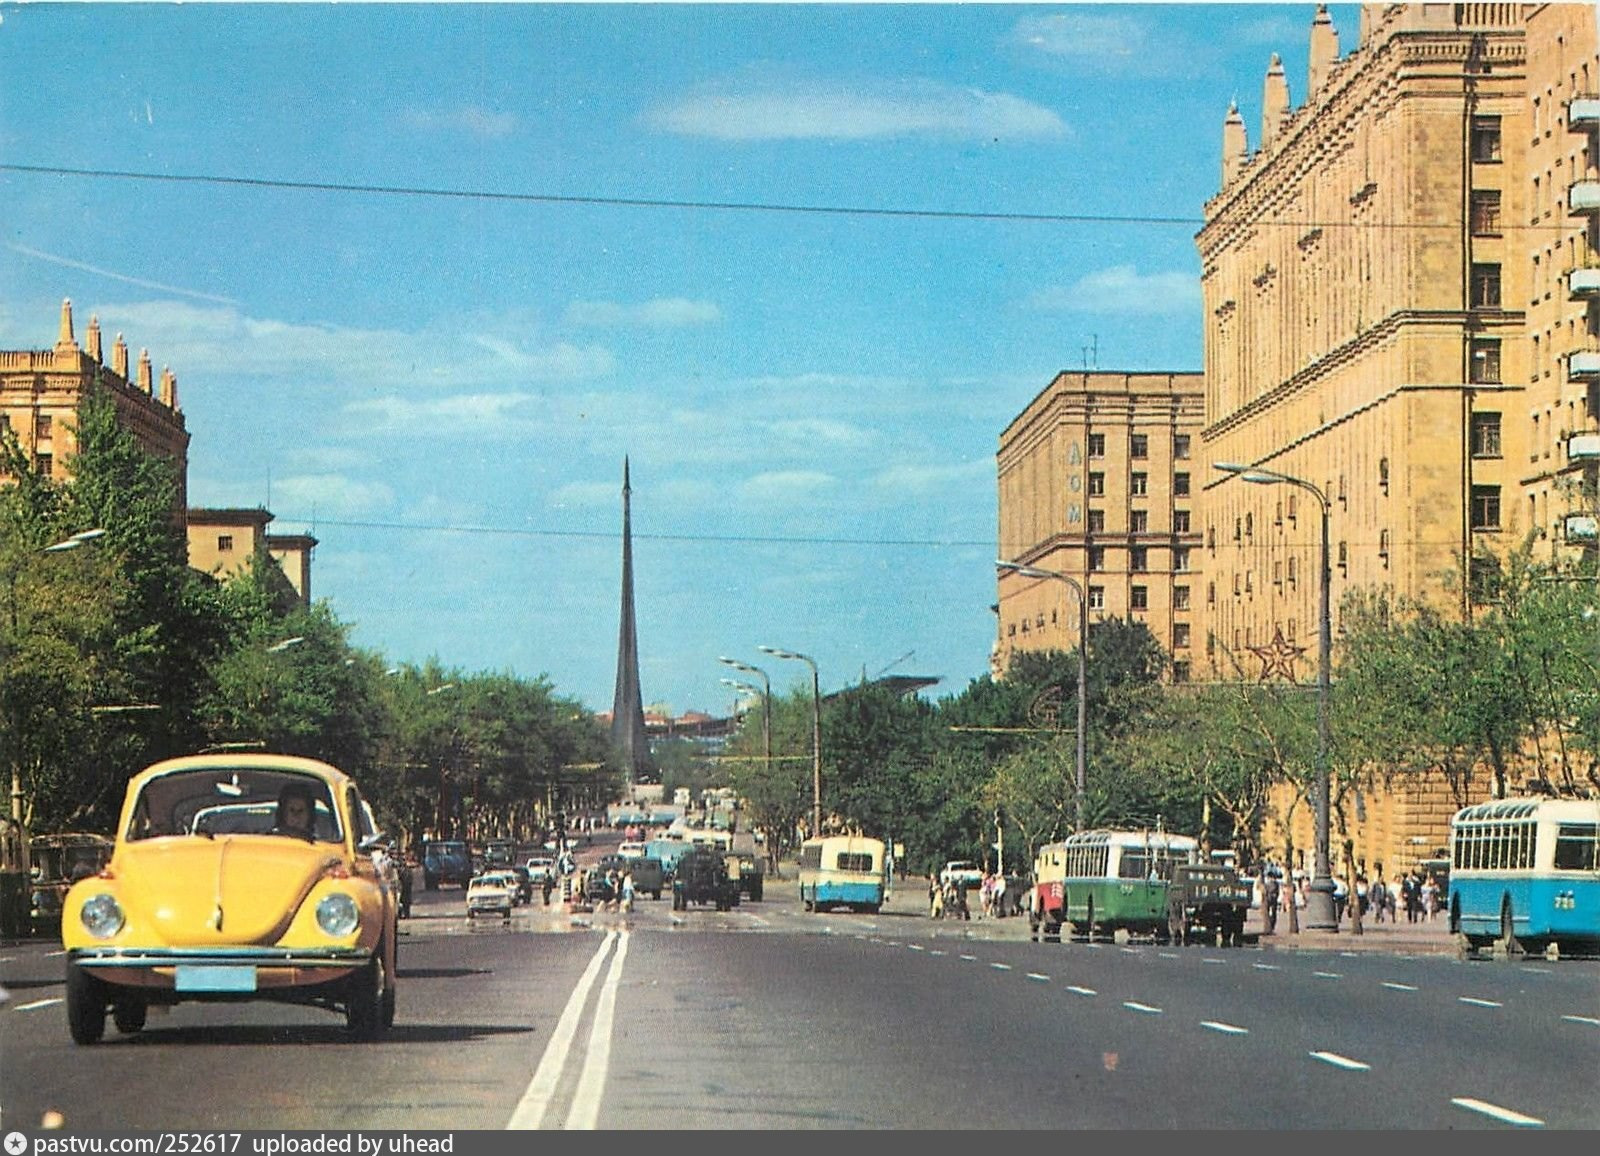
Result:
[79, 300, 614, 387]
[341, 392, 540, 435]
[403, 106, 518, 138]
[547, 480, 618, 510]
[563, 298, 723, 328]
[737, 470, 836, 502]
[769, 418, 874, 448]
[1012, 12, 1152, 64]
[646, 79, 1066, 142]
[266, 474, 396, 518]
[872, 458, 994, 494]
[1028, 265, 1201, 316]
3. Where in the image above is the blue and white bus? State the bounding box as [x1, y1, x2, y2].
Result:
[798, 835, 888, 914]
[1449, 796, 1600, 959]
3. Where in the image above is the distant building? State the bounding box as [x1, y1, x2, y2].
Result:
[185, 507, 316, 606]
[996, 370, 1206, 681]
[0, 299, 189, 501]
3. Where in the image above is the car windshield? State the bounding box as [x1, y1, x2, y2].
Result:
[126, 767, 343, 844]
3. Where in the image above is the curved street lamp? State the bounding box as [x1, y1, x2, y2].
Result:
[758, 645, 821, 837]
[718, 657, 772, 791]
[995, 560, 1089, 832]
[1215, 461, 1337, 933]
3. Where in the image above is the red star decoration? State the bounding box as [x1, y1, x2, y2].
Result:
[1250, 628, 1306, 683]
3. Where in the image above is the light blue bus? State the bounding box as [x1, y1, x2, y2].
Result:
[798, 835, 888, 914]
[1449, 796, 1600, 959]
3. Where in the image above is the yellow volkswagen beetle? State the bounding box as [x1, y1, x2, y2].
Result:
[62, 753, 399, 1043]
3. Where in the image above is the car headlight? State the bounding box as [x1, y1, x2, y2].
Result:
[315, 893, 360, 936]
[79, 894, 125, 939]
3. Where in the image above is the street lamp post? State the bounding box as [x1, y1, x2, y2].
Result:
[1215, 462, 1337, 933]
[995, 560, 1089, 831]
[759, 645, 821, 837]
[718, 657, 772, 785]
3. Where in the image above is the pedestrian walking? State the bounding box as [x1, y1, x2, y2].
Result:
[1261, 868, 1280, 934]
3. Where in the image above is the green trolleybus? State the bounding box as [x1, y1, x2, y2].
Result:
[1036, 828, 1200, 941]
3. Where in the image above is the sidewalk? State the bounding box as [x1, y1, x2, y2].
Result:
[907, 904, 1461, 956]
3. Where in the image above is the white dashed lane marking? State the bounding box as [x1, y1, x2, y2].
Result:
[990, 962, 1012, 971]
[1025, 973, 1050, 983]
[1451, 1098, 1544, 1128]
[1381, 981, 1418, 992]
[15, 998, 62, 1012]
[1201, 1021, 1249, 1035]
[1065, 985, 1097, 997]
[1458, 996, 1502, 1008]
[1312, 971, 1342, 979]
[1252, 963, 1281, 971]
[1123, 1001, 1163, 1014]
[1561, 1014, 1600, 1026]
[1310, 1051, 1370, 1071]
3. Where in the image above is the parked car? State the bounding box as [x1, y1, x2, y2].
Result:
[465, 873, 514, 921]
[28, 833, 113, 939]
[61, 753, 399, 1043]
[618, 841, 648, 860]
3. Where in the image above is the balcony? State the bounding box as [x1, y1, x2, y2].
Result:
[1571, 267, 1600, 300]
[1565, 514, 1599, 544]
[1571, 180, 1600, 215]
[1569, 350, 1600, 382]
[1570, 97, 1600, 132]
[1570, 433, 1600, 460]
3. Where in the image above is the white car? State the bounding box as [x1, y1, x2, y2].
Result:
[465, 873, 513, 921]
[524, 856, 557, 884]
[939, 860, 984, 890]
[618, 841, 647, 860]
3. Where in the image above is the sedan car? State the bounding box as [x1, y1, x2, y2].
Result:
[465, 873, 514, 921]
[61, 753, 399, 1044]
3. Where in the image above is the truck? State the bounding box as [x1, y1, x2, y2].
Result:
[671, 846, 740, 912]
[1165, 861, 1252, 946]
[727, 852, 765, 901]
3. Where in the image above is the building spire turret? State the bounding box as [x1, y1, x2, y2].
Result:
[1309, 5, 1339, 98]
[1262, 53, 1290, 144]
[1223, 100, 1248, 184]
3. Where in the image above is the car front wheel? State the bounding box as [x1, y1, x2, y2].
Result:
[346, 953, 387, 1040]
[67, 963, 107, 1045]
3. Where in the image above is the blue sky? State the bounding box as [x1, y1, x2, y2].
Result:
[0, 3, 1355, 716]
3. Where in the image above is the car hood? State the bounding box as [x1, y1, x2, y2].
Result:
[111, 836, 343, 945]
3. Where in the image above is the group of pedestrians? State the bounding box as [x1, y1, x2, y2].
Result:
[572, 866, 636, 913]
[1256, 862, 1445, 931]
[927, 870, 1016, 920]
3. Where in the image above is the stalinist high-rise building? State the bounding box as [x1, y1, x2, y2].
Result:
[1198, 4, 1531, 676]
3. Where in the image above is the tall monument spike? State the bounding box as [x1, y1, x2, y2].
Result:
[610, 456, 652, 791]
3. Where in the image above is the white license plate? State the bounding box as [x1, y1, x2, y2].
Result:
[175, 964, 258, 992]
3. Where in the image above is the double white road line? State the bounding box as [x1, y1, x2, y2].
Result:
[505, 929, 629, 1130]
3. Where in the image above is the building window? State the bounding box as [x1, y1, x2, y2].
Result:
[1471, 412, 1502, 458]
[1173, 472, 1190, 497]
[1471, 115, 1501, 162]
[1174, 547, 1190, 572]
[1245, 512, 1253, 538]
[1130, 434, 1149, 459]
[1471, 485, 1502, 531]
[1174, 586, 1190, 610]
[1130, 510, 1148, 533]
[1173, 623, 1191, 649]
[1131, 585, 1149, 610]
[1087, 509, 1105, 533]
[1471, 263, 1501, 309]
[1470, 338, 1501, 383]
[1088, 585, 1105, 610]
[34, 453, 51, 478]
[1288, 557, 1298, 587]
[1470, 189, 1501, 235]
[1130, 546, 1149, 572]
[218, 535, 234, 552]
[36, 414, 52, 438]
[1089, 546, 1106, 571]
[1233, 517, 1242, 542]
[1131, 472, 1149, 496]
[1172, 661, 1190, 683]
[1088, 472, 1105, 497]
[1207, 582, 1216, 605]
[1088, 433, 1106, 458]
[1174, 510, 1191, 533]
[1379, 529, 1390, 566]
[1174, 434, 1191, 460]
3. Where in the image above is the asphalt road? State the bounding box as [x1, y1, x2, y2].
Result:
[3, 868, 1596, 1131]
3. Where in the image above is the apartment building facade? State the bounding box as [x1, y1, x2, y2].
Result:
[0, 299, 189, 503]
[995, 371, 1206, 679]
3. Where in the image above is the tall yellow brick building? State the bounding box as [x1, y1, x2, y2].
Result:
[0, 299, 189, 501]
[995, 371, 1206, 678]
